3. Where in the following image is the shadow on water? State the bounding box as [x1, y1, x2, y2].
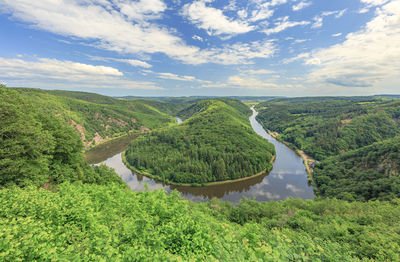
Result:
[87, 114, 315, 203]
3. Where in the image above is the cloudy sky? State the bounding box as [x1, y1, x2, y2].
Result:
[0, 0, 399, 96]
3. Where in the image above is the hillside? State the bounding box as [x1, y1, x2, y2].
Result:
[256, 98, 400, 160]
[255, 97, 400, 200]
[125, 99, 275, 185]
[313, 136, 400, 201]
[1, 85, 400, 260]
[0, 86, 122, 187]
[13, 88, 178, 147]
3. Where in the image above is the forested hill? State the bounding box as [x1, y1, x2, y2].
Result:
[1, 85, 400, 260]
[0, 86, 123, 187]
[12, 88, 178, 147]
[255, 97, 400, 201]
[255, 98, 400, 160]
[125, 99, 275, 185]
[313, 136, 400, 201]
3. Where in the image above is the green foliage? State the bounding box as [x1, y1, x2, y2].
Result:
[313, 136, 400, 201]
[1, 183, 399, 260]
[126, 100, 275, 184]
[256, 98, 400, 201]
[13, 88, 178, 146]
[0, 86, 123, 187]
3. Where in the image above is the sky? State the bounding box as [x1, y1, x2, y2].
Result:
[0, 0, 399, 97]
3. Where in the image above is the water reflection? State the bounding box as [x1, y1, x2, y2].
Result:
[92, 108, 314, 203]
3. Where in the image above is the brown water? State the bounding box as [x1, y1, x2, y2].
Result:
[87, 112, 315, 202]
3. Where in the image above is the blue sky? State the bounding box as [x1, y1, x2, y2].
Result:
[0, 0, 399, 96]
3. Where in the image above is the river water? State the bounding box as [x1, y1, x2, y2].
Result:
[87, 110, 314, 202]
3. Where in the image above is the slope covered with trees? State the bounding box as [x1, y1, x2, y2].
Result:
[256, 98, 400, 200]
[13, 88, 178, 147]
[313, 136, 400, 201]
[0, 86, 122, 187]
[125, 99, 275, 185]
[1, 86, 400, 260]
[256, 98, 399, 160]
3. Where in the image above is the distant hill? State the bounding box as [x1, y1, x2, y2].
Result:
[118, 95, 280, 103]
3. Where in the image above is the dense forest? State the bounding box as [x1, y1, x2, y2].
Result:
[12, 88, 178, 147]
[256, 97, 400, 200]
[313, 136, 400, 201]
[1, 85, 400, 260]
[125, 99, 275, 185]
[0, 86, 122, 187]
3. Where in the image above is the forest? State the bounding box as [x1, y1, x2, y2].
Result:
[256, 97, 400, 201]
[12, 88, 177, 147]
[1, 85, 400, 260]
[125, 99, 275, 185]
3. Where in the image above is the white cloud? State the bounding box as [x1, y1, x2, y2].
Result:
[0, 0, 275, 66]
[305, 1, 400, 88]
[312, 9, 347, 28]
[142, 70, 210, 83]
[262, 16, 310, 35]
[88, 56, 152, 68]
[283, 52, 310, 64]
[292, 1, 312, 12]
[0, 56, 162, 89]
[242, 69, 276, 75]
[182, 0, 254, 36]
[332, 33, 342, 37]
[202, 75, 279, 90]
[197, 40, 276, 65]
[359, 0, 390, 13]
[192, 35, 204, 41]
[248, 0, 288, 22]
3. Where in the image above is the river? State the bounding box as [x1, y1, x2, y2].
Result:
[86, 110, 314, 202]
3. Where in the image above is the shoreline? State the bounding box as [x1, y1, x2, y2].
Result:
[122, 151, 276, 187]
[263, 128, 319, 190]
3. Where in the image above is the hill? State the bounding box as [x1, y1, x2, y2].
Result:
[0, 86, 122, 187]
[256, 98, 400, 160]
[12, 88, 178, 147]
[255, 97, 400, 200]
[1, 85, 400, 260]
[313, 136, 400, 201]
[125, 99, 275, 185]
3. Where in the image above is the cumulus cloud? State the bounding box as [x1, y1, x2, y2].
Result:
[0, 0, 276, 66]
[262, 16, 310, 35]
[292, 1, 312, 12]
[0, 56, 162, 89]
[182, 0, 254, 36]
[305, 1, 400, 88]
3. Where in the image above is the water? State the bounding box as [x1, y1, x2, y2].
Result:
[90, 110, 314, 202]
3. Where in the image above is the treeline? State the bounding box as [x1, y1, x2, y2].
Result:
[13, 88, 178, 147]
[126, 100, 275, 184]
[0, 86, 122, 187]
[256, 98, 400, 201]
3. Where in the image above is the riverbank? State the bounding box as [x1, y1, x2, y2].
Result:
[262, 128, 318, 190]
[122, 151, 276, 187]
